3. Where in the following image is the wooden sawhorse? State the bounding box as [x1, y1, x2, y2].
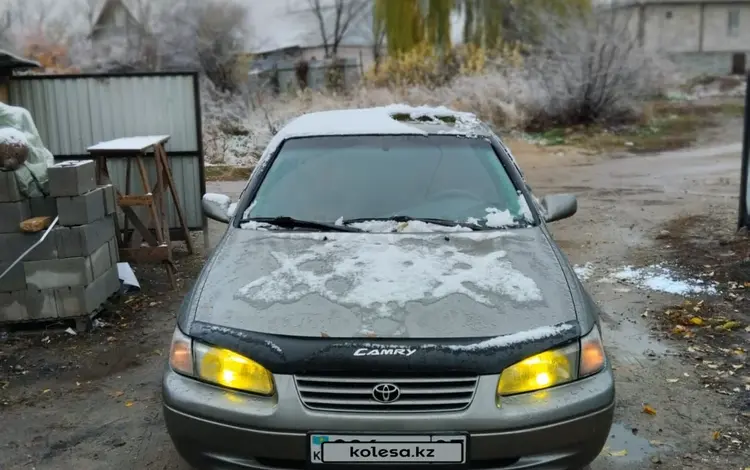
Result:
[87, 135, 194, 289]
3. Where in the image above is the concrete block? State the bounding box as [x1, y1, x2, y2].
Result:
[105, 264, 121, 294]
[0, 289, 58, 323]
[0, 169, 22, 202]
[56, 265, 119, 318]
[0, 291, 26, 322]
[100, 184, 117, 215]
[0, 262, 26, 292]
[56, 186, 106, 226]
[24, 257, 94, 290]
[89, 241, 113, 280]
[0, 231, 58, 263]
[108, 237, 120, 264]
[48, 160, 96, 197]
[24, 289, 59, 320]
[55, 216, 116, 258]
[29, 197, 58, 218]
[0, 233, 30, 262]
[0, 200, 30, 233]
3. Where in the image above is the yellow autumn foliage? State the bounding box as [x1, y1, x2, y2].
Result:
[366, 42, 522, 89]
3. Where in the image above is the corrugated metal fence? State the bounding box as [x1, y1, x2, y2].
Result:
[8, 72, 206, 236]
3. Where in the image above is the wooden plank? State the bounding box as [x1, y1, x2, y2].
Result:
[124, 156, 132, 235]
[118, 194, 153, 207]
[156, 144, 194, 254]
[94, 156, 123, 247]
[119, 245, 171, 264]
[120, 206, 160, 246]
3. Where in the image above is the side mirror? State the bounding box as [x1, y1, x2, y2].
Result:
[202, 193, 234, 223]
[541, 193, 577, 223]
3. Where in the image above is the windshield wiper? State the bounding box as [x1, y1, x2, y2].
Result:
[241, 216, 364, 232]
[341, 215, 484, 231]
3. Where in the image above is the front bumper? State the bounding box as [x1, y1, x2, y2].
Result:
[163, 367, 615, 470]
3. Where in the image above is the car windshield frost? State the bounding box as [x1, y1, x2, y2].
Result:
[241, 135, 534, 231]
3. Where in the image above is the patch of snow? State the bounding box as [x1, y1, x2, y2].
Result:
[484, 207, 516, 228]
[52, 160, 91, 168]
[517, 191, 534, 222]
[610, 265, 717, 295]
[277, 107, 429, 141]
[0, 127, 28, 146]
[203, 193, 233, 218]
[87, 135, 169, 152]
[347, 220, 472, 233]
[574, 263, 595, 281]
[239, 221, 275, 230]
[352, 323, 576, 352]
[383, 103, 478, 122]
[444, 323, 576, 351]
[264, 340, 283, 354]
[334, 216, 344, 226]
[203, 193, 231, 205]
[227, 202, 238, 217]
[238, 236, 543, 313]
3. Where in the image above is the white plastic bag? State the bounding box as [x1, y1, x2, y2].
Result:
[0, 102, 54, 198]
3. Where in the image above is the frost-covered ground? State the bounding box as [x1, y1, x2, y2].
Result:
[574, 263, 719, 296]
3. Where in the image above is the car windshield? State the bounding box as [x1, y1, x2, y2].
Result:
[242, 135, 534, 230]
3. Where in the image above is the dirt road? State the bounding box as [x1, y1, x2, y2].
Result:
[1, 118, 748, 470]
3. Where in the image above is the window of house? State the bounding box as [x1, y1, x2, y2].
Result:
[114, 8, 126, 28]
[665, 11, 673, 19]
[728, 9, 740, 37]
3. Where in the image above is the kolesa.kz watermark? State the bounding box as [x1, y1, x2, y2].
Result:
[317, 441, 465, 464]
[349, 446, 436, 458]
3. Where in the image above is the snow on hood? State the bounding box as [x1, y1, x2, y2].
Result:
[193, 228, 578, 338]
[237, 234, 543, 313]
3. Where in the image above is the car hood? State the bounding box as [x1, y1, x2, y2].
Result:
[192, 227, 577, 339]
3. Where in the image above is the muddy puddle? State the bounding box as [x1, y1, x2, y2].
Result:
[602, 317, 670, 359]
[600, 422, 670, 463]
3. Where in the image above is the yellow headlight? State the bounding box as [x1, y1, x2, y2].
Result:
[194, 342, 275, 395]
[497, 347, 576, 396]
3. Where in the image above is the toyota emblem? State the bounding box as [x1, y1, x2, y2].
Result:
[372, 383, 401, 403]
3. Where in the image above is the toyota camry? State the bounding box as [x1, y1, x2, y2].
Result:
[162, 105, 615, 470]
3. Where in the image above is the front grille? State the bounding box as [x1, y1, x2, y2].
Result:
[294, 375, 479, 413]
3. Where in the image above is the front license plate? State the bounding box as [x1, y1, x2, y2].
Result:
[308, 434, 467, 466]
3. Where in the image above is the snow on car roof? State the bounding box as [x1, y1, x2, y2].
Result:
[279, 104, 485, 140]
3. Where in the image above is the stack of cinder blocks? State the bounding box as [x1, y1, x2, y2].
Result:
[0, 160, 121, 327]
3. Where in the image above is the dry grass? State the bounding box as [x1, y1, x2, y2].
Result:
[528, 98, 746, 154]
[204, 165, 253, 181]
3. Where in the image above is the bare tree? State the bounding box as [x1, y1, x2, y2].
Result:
[307, 0, 370, 58]
[157, 0, 249, 91]
[0, 0, 60, 51]
[521, 7, 665, 129]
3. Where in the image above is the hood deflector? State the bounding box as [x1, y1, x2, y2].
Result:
[189, 320, 581, 376]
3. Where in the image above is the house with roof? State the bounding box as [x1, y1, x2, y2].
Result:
[246, 0, 464, 68]
[245, 1, 378, 67]
[87, 0, 158, 71]
[602, 0, 750, 75]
